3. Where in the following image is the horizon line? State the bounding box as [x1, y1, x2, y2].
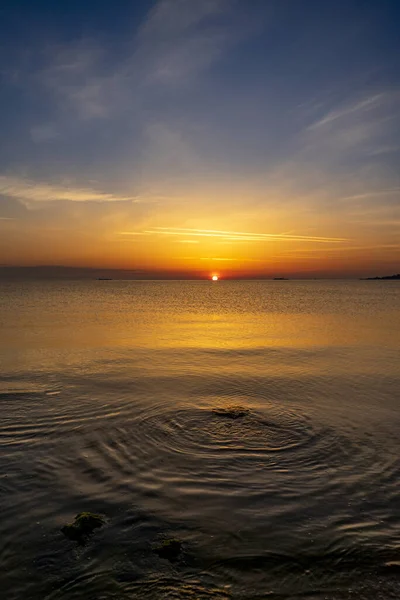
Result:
[0, 264, 396, 281]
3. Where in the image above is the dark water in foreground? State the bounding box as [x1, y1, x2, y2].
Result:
[0, 280, 399, 599]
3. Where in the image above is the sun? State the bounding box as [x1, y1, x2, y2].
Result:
[211, 275, 219, 281]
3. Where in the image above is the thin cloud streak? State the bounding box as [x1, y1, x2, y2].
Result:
[0, 176, 138, 203]
[308, 94, 386, 130]
[180, 256, 264, 262]
[147, 227, 348, 243]
[279, 244, 400, 254]
[199, 257, 264, 262]
[118, 231, 149, 235]
[340, 189, 400, 201]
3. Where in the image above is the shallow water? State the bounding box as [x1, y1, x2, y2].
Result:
[0, 280, 399, 599]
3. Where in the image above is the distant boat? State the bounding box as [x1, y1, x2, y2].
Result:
[97, 277, 113, 280]
[273, 277, 289, 280]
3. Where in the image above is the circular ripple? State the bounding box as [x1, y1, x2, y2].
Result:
[40, 401, 329, 509]
[130, 402, 322, 459]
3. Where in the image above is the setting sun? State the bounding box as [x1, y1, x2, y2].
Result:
[211, 275, 219, 281]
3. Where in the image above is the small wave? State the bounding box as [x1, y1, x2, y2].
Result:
[44, 572, 231, 600]
[0, 390, 135, 448]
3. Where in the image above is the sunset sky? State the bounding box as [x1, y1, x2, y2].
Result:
[0, 0, 399, 278]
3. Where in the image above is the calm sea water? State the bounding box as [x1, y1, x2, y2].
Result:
[0, 280, 399, 599]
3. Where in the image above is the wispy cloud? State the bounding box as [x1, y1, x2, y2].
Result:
[179, 256, 264, 262]
[37, 40, 113, 121]
[340, 188, 400, 201]
[118, 231, 149, 236]
[308, 94, 386, 130]
[199, 257, 264, 262]
[35, 0, 245, 125]
[0, 176, 137, 203]
[200, 257, 238, 261]
[302, 91, 400, 160]
[136, 0, 234, 86]
[121, 226, 348, 243]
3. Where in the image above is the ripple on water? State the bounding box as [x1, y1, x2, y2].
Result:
[33, 395, 398, 518]
[0, 390, 136, 449]
[1, 389, 400, 600]
[129, 400, 322, 457]
[118, 576, 232, 600]
[46, 401, 325, 502]
[43, 573, 231, 600]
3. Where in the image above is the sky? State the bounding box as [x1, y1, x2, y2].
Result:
[0, 0, 399, 278]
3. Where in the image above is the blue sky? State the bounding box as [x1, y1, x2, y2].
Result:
[0, 0, 399, 276]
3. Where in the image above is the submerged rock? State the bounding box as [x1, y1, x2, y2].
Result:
[211, 406, 250, 419]
[61, 512, 105, 542]
[153, 538, 183, 561]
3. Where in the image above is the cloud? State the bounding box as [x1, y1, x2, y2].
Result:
[0, 175, 138, 204]
[34, 0, 245, 124]
[257, 88, 400, 223]
[121, 226, 348, 243]
[140, 0, 229, 36]
[135, 0, 234, 86]
[307, 94, 386, 130]
[340, 188, 400, 201]
[37, 43, 117, 121]
[179, 256, 264, 262]
[198, 256, 264, 262]
[302, 91, 400, 159]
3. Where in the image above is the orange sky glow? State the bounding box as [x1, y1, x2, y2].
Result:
[1, 0, 399, 279]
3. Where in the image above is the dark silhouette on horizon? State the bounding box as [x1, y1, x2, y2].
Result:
[361, 274, 400, 280]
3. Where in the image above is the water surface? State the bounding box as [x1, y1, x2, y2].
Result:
[0, 281, 399, 599]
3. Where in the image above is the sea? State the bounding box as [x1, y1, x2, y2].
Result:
[0, 280, 399, 599]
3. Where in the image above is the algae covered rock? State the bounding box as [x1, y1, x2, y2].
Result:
[211, 406, 249, 419]
[61, 512, 105, 542]
[153, 538, 182, 561]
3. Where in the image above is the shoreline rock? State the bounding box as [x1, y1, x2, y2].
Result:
[61, 512, 106, 543]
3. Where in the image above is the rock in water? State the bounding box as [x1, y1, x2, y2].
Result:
[153, 538, 182, 561]
[211, 406, 249, 419]
[61, 512, 105, 542]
